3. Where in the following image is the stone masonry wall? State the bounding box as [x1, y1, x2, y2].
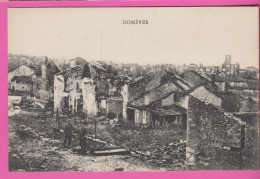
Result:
[54, 75, 64, 114]
[82, 78, 96, 118]
[106, 98, 123, 118]
[186, 95, 245, 170]
[234, 113, 259, 170]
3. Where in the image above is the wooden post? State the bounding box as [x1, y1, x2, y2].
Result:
[94, 116, 97, 152]
[56, 107, 60, 129]
[95, 117, 97, 139]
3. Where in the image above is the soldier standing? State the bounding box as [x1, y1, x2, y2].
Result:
[77, 123, 87, 154]
[63, 120, 75, 147]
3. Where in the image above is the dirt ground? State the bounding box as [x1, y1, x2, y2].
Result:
[8, 109, 164, 172]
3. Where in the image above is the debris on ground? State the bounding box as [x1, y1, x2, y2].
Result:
[9, 110, 159, 171]
[15, 125, 40, 139]
[104, 121, 187, 170]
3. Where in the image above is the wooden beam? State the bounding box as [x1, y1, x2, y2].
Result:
[92, 148, 130, 156]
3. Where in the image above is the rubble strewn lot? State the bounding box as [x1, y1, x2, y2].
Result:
[9, 110, 66, 171]
[9, 104, 258, 171]
[102, 121, 187, 170]
[8, 108, 163, 171]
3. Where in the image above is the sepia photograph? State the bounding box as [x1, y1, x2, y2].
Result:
[7, 7, 259, 172]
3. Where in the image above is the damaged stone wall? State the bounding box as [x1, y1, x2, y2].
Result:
[186, 95, 245, 169]
[233, 113, 259, 169]
[96, 79, 109, 97]
[54, 75, 65, 114]
[82, 78, 97, 118]
[106, 98, 123, 118]
[122, 85, 129, 121]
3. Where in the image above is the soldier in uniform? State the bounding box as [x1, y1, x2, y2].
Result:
[63, 119, 75, 147]
[77, 123, 87, 154]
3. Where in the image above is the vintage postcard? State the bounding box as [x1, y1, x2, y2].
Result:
[7, 6, 259, 172]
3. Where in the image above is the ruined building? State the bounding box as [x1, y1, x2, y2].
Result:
[8, 56, 61, 100]
[181, 70, 218, 91]
[54, 61, 123, 118]
[122, 69, 191, 128]
[9, 75, 34, 95]
[121, 68, 254, 169]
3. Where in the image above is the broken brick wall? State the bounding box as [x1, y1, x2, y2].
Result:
[186, 95, 245, 169]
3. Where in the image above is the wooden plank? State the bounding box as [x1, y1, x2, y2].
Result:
[92, 148, 130, 156]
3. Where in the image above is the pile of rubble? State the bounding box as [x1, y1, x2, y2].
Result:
[15, 125, 40, 139]
[9, 136, 65, 172]
[98, 117, 119, 125]
[106, 122, 187, 169]
[129, 140, 187, 169]
[20, 98, 46, 112]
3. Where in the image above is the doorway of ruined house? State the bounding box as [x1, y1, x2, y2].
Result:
[127, 108, 135, 123]
[182, 114, 187, 129]
[62, 96, 69, 113]
[163, 116, 174, 128]
[150, 112, 159, 128]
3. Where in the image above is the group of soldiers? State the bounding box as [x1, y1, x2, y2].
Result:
[63, 120, 88, 154]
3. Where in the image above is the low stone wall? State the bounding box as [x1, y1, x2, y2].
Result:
[186, 95, 245, 170]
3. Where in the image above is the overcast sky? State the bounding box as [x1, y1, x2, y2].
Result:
[8, 7, 259, 67]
